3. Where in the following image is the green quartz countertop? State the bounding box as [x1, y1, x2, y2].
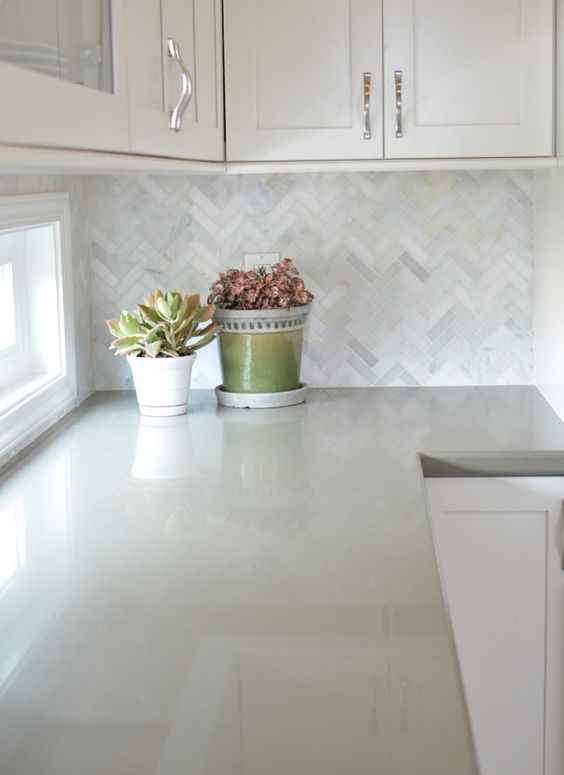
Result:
[1, 386, 564, 775]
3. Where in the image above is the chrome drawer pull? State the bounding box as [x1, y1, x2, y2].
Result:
[167, 37, 193, 132]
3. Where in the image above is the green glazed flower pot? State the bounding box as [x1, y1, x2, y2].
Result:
[214, 305, 310, 394]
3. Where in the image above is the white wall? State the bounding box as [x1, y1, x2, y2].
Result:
[532, 0, 564, 421]
[533, 169, 564, 421]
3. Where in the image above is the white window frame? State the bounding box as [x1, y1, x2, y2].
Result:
[0, 193, 77, 461]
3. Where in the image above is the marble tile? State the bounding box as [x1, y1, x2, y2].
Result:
[87, 171, 534, 390]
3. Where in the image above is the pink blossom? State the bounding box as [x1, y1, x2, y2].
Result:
[208, 258, 313, 311]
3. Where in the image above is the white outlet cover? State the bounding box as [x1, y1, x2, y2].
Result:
[244, 252, 280, 270]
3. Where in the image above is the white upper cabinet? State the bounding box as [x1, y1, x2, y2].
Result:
[0, 0, 554, 164]
[224, 0, 554, 163]
[0, 0, 130, 152]
[126, 0, 224, 161]
[383, 0, 554, 158]
[224, 0, 384, 161]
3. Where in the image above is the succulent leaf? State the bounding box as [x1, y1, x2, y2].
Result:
[110, 334, 143, 350]
[118, 312, 141, 336]
[185, 294, 200, 319]
[156, 296, 172, 321]
[197, 303, 215, 322]
[106, 319, 122, 337]
[174, 317, 194, 337]
[193, 321, 219, 337]
[175, 294, 190, 322]
[116, 345, 143, 357]
[169, 292, 181, 315]
[187, 330, 217, 352]
[145, 321, 164, 336]
[163, 325, 175, 346]
[145, 340, 162, 357]
[137, 303, 160, 325]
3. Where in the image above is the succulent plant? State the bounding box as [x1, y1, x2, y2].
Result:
[107, 289, 219, 358]
[208, 258, 314, 310]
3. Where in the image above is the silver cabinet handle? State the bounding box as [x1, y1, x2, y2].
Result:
[166, 37, 193, 132]
[394, 70, 403, 139]
[363, 72, 371, 139]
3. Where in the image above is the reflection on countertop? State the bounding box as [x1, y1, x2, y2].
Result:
[0, 386, 563, 775]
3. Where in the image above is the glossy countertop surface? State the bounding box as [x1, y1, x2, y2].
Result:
[1, 387, 564, 775]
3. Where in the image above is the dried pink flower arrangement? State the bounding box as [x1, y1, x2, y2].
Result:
[208, 258, 314, 311]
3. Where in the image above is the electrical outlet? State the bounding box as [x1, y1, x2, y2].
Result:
[244, 252, 280, 270]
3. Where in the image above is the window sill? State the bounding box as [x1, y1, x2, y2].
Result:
[0, 373, 57, 415]
[0, 373, 77, 467]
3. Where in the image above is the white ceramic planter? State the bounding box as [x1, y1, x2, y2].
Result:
[127, 353, 196, 417]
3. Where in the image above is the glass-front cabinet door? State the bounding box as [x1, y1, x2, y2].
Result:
[0, 0, 129, 152]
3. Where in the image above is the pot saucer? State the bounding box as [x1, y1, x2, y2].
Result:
[215, 383, 307, 408]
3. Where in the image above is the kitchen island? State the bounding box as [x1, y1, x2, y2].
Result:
[1, 387, 563, 775]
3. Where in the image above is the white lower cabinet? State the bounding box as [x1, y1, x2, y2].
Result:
[126, 0, 224, 161]
[425, 476, 564, 775]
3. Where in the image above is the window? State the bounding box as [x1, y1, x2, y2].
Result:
[0, 262, 16, 353]
[0, 230, 30, 392]
[0, 193, 76, 461]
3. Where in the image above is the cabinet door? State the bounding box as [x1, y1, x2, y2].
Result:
[224, 0, 383, 162]
[383, 0, 554, 158]
[126, 0, 224, 161]
[426, 476, 564, 775]
[0, 0, 129, 152]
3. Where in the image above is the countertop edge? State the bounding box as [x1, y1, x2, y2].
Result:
[419, 450, 564, 478]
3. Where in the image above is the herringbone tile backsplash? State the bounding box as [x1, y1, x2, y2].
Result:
[89, 170, 533, 389]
